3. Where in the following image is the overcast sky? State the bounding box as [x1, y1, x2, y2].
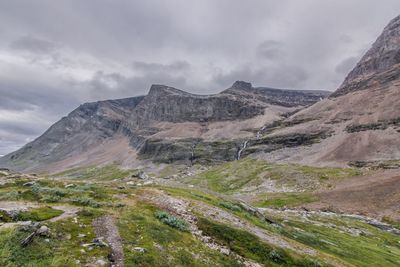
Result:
[0, 0, 400, 156]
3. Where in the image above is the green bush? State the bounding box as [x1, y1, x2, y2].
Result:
[154, 211, 189, 231]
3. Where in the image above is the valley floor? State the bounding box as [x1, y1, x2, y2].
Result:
[0, 159, 399, 267]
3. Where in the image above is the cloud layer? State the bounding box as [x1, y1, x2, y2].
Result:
[1, 0, 400, 155]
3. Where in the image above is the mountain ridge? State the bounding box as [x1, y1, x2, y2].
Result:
[0, 82, 329, 172]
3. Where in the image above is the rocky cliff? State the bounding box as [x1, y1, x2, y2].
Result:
[0, 81, 328, 172]
[332, 15, 400, 97]
[254, 14, 400, 166]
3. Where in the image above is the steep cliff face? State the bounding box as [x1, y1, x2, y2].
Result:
[224, 81, 329, 107]
[126, 83, 267, 128]
[332, 15, 400, 97]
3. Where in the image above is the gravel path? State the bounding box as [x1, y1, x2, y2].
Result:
[93, 215, 124, 267]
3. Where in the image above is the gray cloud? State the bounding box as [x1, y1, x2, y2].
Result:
[1, 0, 400, 155]
[10, 35, 58, 54]
[256, 40, 285, 60]
[335, 56, 359, 75]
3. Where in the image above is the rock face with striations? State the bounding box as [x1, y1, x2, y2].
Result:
[0, 81, 328, 172]
[257, 14, 400, 166]
[332, 15, 400, 97]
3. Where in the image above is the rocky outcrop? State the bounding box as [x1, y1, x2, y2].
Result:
[125, 83, 267, 128]
[224, 81, 329, 107]
[332, 15, 400, 97]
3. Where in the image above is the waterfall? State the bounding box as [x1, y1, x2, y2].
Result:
[236, 140, 249, 160]
[190, 143, 197, 165]
[256, 126, 266, 140]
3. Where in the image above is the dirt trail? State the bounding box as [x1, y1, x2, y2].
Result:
[93, 215, 124, 267]
[49, 206, 80, 222]
[0, 202, 79, 229]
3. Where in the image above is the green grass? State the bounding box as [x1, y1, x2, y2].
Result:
[184, 159, 362, 193]
[197, 217, 326, 267]
[0, 207, 63, 223]
[16, 207, 63, 221]
[0, 208, 109, 267]
[118, 203, 243, 267]
[276, 214, 400, 267]
[52, 164, 135, 181]
[254, 192, 319, 208]
[382, 216, 400, 229]
[0, 179, 115, 207]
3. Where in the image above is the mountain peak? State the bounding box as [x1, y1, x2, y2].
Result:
[332, 14, 400, 97]
[148, 84, 188, 97]
[231, 81, 253, 90]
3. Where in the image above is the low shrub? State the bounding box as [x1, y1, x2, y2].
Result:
[154, 211, 189, 231]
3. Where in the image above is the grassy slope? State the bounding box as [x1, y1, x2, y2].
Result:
[0, 162, 399, 266]
[184, 159, 361, 194]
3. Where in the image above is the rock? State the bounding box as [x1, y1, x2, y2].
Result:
[143, 181, 153, 186]
[138, 171, 148, 180]
[333, 15, 400, 97]
[95, 259, 108, 266]
[23, 181, 36, 187]
[133, 246, 146, 253]
[93, 237, 108, 247]
[78, 233, 86, 238]
[37, 225, 49, 236]
[65, 184, 76, 188]
[126, 181, 135, 185]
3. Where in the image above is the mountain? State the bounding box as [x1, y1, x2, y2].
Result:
[5, 14, 400, 172]
[254, 15, 400, 166]
[0, 81, 328, 172]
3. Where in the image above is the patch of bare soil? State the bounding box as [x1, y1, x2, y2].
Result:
[308, 169, 400, 219]
[93, 215, 124, 267]
[49, 205, 80, 222]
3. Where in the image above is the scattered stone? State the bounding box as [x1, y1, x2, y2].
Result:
[138, 171, 148, 180]
[23, 181, 36, 187]
[93, 237, 109, 247]
[95, 259, 108, 266]
[126, 181, 135, 185]
[143, 181, 153, 186]
[133, 247, 146, 253]
[37, 225, 49, 236]
[78, 233, 86, 238]
[65, 184, 76, 188]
